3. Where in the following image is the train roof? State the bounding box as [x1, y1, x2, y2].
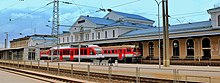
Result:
[51, 44, 100, 49]
[101, 45, 138, 48]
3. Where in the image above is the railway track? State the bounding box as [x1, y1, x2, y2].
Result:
[0, 61, 200, 83]
[0, 65, 87, 83]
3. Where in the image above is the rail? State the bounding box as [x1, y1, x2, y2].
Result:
[0, 60, 218, 83]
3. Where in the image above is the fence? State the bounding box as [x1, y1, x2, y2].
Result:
[0, 60, 219, 83]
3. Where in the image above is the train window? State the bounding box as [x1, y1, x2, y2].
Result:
[81, 45, 88, 48]
[84, 49, 87, 55]
[112, 50, 115, 53]
[53, 50, 57, 55]
[90, 49, 95, 55]
[71, 45, 78, 48]
[94, 47, 102, 54]
[80, 49, 84, 55]
[127, 48, 131, 52]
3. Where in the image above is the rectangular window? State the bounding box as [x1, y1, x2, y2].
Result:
[67, 37, 69, 42]
[63, 37, 65, 43]
[71, 36, 73, 42]
[80, 33, 84, 41]
[75, 35, 78, 41]
[58, 38, 61, 44]
[105, 31, 107, 38]
[97, 32, 100, 39]
[78, 20, 85, 24]
[92, 33, 94, 39]
[113, 30, 115, 37]
[85, 34, 89, 40]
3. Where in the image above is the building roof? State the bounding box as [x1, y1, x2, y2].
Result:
[101, 22, 155, 29]
[30, 36, 57, 41]
[111, 11, 155, 22]
[82, 16, 115, 25]
[10, 34, 56, 42]
[121, 21, 212, 37]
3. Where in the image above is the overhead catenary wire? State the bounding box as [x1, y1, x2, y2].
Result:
[111, 0, 141, 8]
[0, 2, 20, 13]
[0, 4, 50, 27]
[71, 0, 86, 15]
[171, 11, 207, 17]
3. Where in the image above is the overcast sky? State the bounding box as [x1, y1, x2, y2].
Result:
[0, 0, 219, 48]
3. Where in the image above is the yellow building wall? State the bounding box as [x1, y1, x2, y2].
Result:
[142, 35, 220, 60]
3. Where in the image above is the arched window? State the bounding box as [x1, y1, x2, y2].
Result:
[173, 40, 180, 57]
[148, 42, 154, 57]
[202, 38, 211, 59]
[186, 39, 194, 56]
[218, 15, 220, 26]
[202, 38, 211, 48]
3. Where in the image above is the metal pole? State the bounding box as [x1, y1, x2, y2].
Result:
[185, 76, 187, 83]
[5, 32, 8, 48]
[88, 65, 90, 80]
[31, 61, 32, 69]
[47, 62, 49, 72]
[173, 69, 176, 83]
[108, 66, 112, 83]
[38, 60, 40, 69]
[17, 60, 19, 68]
[13, 60, 14, 67]
[24, 61, 26, 69]
[136, 67, 140, 83]
[71, 64, 73, 78]
[154, 0, 162, 69]
[58, 63, 60, 75]
[162, 0, 170, 67]
[51, 48, 54, 61]
[165, 0, 170, 67]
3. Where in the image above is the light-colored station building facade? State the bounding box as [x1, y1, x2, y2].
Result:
[59, 7, 220, 60]
[0, 34, 56, 60]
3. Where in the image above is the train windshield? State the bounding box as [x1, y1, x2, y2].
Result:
[94, 47, 102, 54]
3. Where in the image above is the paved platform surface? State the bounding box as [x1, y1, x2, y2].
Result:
[0, 69, 47, 83]
[4, 60, 220, 83]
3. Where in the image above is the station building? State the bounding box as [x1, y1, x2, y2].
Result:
[58, 7, 220, 60]
[0, 34, 56, 60]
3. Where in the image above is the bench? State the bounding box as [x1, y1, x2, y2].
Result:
[100, 60, 109, 66]
[92, 59, 100, 65]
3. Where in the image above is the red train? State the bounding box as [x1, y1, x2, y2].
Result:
[40, 44, 103, 60]
[40, 45, 141, 62]
[101, 45, 141, 62]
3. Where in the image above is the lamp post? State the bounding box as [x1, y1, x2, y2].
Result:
[154, 0, 162, 69]
[46, 25, 55, 61]
[5, 32, 8, 48]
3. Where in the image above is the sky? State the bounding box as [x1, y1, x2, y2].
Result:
[0, 0, 220, 48]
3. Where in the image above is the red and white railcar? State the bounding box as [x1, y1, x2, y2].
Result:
[101, 45, 141, 60]
[40, 44, 103, 60]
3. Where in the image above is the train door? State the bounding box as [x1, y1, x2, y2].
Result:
[70, 49, 74, 60]
[60, 50, 63, 60]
